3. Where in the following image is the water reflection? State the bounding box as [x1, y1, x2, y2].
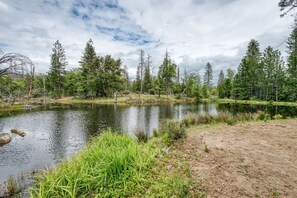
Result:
[1, 102, 297, 181]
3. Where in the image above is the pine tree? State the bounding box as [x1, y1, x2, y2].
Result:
[226, 68, 235, 80]
[48, 40, 67, 98]
[158, 51, 177, 96]
[135, 65, 141, 92]
[203, 62, 213, 88]
[287, 19, 297, 77]
[284, 19, 297, 101]
[233, 39, 262, 100]
[79, 39, 97, 97]
[279, 0, 297, 17]
[138, 50, 145, 93]
[143, 54, 152, 93]
[217, 70, 225, 98]
[262, 46, 285, 101]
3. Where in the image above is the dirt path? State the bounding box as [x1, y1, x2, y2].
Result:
[184, 120, 297, 198]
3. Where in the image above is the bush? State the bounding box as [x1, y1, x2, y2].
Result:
[273, 114, 283, 120]
[257, 111, 271, 121]
[159, 120, 186, 145]
[135, 128, 148, 143]
[182, 118, 190, 127]
[175, 94, 182, 100]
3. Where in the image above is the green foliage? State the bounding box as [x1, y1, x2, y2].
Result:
[184, 72, 201, 98]
[48, 40, 67, 98]
[158, 51, 177, 96]
[135, 128, 149, 143]
[30, 131, 157, 198]
[175, 93, 182, 100]
[273, 114, 283, 120]
[257, 111, 271, 121]
[202, 84, 210, 98]
[183, 112, 256, 127]
[147, 174, 190, 197]
[159, 120, 186, 145]
[204, 62, 213, 88]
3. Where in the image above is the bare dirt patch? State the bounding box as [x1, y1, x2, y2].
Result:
[184, 120, 297, 197]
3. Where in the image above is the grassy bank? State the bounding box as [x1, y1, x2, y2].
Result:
[31, 131, 158, 197]
[215, 98, 297, 107]
[54, 95, 196, 105]
[30, 122, 197, 197]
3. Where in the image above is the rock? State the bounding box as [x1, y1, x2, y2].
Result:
[0, 133, 12, 146]
[11, 129, 26, 137]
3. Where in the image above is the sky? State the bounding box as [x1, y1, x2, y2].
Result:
[0, 0, 294, 83]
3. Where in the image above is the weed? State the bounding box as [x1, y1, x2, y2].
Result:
[135, 128, 149, 143]
[153, 128, 159, 137]
[5, 176, 21, 196]
[204, 145, 210, 153]
[257, 111, 271, 121]
[272, 188, 280, 197]
[159, 120, 186, 145]
[273, 114, 283, 120]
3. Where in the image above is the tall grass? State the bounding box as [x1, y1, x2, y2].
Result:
[182, 111, 256, 127]
[30, 130, 158, 198]
[159, 120, 187, 145]
[4, 176, 21, 196]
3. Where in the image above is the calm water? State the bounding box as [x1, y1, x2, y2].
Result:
[1, 103, 297, 182]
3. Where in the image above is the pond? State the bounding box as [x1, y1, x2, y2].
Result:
[1, 102, 297, 183]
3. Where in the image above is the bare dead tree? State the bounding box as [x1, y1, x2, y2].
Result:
[279, 0, 297, 17]
[0, 53, 32, 77]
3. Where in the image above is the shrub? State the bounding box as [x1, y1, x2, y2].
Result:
[182, 118, 190, 127]
[159, 120, 186, 145]
[273, 114, 283, 120]
[135, 128, 148, 143]
[5, 176, 20, 196]
[257, 111, 271, 121]
[175, 94, 182, 100]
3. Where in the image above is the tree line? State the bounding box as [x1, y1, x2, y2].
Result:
[1, 1, 297, 102]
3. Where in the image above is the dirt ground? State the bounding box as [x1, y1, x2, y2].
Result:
[184, 120, 297, 198]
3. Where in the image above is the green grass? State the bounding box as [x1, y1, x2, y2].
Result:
[215, 98, 297, 107]
[30, 130, 159, 198]
[182, 111, 256, 127]
[30, 119, 199, 197]
[142, 142, 206, 198]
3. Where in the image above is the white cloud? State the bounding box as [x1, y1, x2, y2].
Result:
[0, 0, 294, 81]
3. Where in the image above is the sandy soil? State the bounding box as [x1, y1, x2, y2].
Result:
[184, 120, 297, 198]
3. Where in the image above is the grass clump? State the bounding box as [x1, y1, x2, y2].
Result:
[30, 130, 158, 198]
[159, 120, 186, 145]
[273, 114, 283, 120]
[5, 176, 21, 196]
[135, 128, 149, 143]
[204, 144, 210, 153]
[257, 111, 271, 121]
